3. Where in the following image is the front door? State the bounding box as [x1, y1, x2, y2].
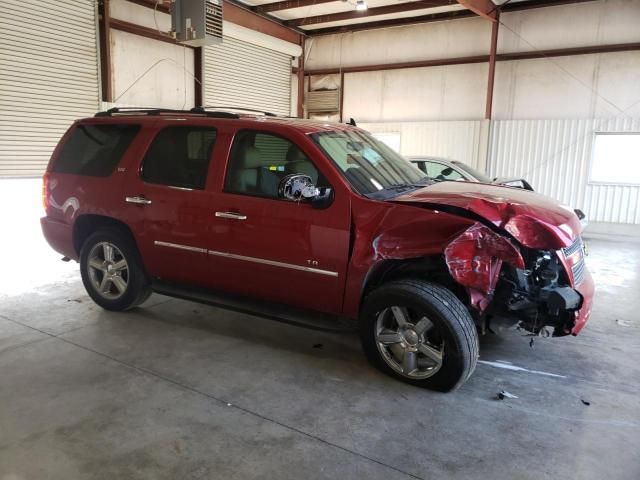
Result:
[124, 122, 219, 288]
[208, 129, 351, 315]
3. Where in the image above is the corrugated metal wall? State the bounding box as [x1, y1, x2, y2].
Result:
[203, 37, 291, 116]
[489, 118, 640, 224]
[360, 121, 489, 171]
[0, 0, 100, 177]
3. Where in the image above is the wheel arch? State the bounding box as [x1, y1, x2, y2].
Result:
[361, 255, 469, 311]
[73, 214, 137, 256]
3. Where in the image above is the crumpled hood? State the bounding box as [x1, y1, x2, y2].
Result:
[391, 181, 581, 250]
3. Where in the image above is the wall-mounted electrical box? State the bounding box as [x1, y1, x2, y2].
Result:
[172, 0, 223, 47]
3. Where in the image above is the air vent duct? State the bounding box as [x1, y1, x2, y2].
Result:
[172, 0, 223, 47]
[306, 89, 340, 114]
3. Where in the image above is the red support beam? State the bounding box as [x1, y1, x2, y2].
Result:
[255, 0, 338, 14]
[309, 9, 477, 36]
[287, 0, 456, 27]
[194, 48, 203, 107]
[110, 18, 186, 45]
[308, 0, 597, 36]
[297, 38, 305, 117]
[484, 11, 499, 119]
[303, 54, 488, 75]
[224, 1, 303, 44]
[301, 41, 640, 76]
[339, 70, 345, 123]
[126, 0, 170, 13]
[457, 0, 497, 21]
[98, 0, 113, 102]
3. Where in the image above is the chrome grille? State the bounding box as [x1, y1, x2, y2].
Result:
[571, 258, 586, 285]
[562, 236, 583, 257]
[563, 236, 586, 285]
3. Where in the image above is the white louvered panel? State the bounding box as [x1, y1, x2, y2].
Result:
[0, 0, 99, 177]
[203, 37, 291, 116]
[488, 118, 640, 225]
[306, 90, 340, 114]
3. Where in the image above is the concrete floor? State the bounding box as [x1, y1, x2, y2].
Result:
[1, 179, 639, 479]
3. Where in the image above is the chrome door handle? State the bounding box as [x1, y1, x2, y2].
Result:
[125, 196, 152, 205]
[215, 211, 247, 220]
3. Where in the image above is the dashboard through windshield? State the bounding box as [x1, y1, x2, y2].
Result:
[311, 130, 428, 197]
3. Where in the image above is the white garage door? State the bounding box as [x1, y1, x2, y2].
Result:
[203, 36, 291, 116]
[0, 0, 100, 177]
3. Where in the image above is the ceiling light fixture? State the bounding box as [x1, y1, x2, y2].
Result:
[355, 0, 368, 11]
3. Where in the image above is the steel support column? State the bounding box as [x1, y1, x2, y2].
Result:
[485, 11, 499, 119]
[297, 38, 305, 118]
[98, 0, 113, 102]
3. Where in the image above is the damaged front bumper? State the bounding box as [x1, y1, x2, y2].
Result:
[444, 223, 594, 336]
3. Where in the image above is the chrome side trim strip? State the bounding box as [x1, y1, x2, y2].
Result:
[207, 250, 339, 277]
[154, 241, 207, 254]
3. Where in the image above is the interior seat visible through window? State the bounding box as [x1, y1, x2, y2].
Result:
[225, 130, 320, 199]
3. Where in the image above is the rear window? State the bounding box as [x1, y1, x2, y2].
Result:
[53, 124, 139, 176]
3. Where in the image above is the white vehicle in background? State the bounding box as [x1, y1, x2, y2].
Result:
[408, 156, 587, 226]
[408, 156, 534, 191]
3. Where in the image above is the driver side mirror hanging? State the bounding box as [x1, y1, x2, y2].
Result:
[277, 174, 333, 209]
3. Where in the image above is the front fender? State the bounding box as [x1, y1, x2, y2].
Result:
[342, 199, 476, 318]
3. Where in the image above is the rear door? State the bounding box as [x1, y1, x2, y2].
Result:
[123, 120, 220, 287]
[206, 127, 351, 315]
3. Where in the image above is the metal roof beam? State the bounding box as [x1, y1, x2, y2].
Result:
[286, 0, 456, 27]
[254, 0, 339, 14]
[308, 0, 598, 35]
[456, 0, 497, 21]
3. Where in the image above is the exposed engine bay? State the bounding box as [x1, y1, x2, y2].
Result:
[492, 249, 583, 337]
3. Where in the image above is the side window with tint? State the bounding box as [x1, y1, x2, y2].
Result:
[224, 131, 319, 199]
[142, 127, 217, 190]
[426, 161, 464, 181]
[53, 124, 139, 176]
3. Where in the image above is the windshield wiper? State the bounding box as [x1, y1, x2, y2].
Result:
[383, 183, 421, 191]
[384, 178, 433, 190]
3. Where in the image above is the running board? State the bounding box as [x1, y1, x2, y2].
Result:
[151, 280, 356, 333]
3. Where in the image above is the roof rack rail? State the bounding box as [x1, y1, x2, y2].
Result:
[95, 107, 239, 119]
[194, 106, 278, 117]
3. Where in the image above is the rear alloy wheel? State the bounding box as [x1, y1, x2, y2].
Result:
[80, 229, 150, 311]
[360, 279, 479, 391]
[87, 242, 130, 301]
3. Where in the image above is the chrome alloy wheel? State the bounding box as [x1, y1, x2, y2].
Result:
[375, 306, 444, 379]
[86, 242, 129, 300]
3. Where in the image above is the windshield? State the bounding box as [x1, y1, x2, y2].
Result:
[311, 130, 427, 196]
[451, 160, 493, 183]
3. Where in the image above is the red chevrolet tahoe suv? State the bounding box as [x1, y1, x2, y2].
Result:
[41, 107, 594, 391]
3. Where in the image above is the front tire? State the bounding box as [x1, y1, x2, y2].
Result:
[360, 279, 479, 392]
[80, 228, 151, 311]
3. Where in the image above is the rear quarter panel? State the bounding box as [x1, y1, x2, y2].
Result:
[42, 119, 154, 259]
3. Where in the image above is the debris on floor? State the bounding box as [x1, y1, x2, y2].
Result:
[581, 399, 591, 406]
[312, 343, 323, 349]
[529, 337, 535, 348]
[616, 319, 632, 327]
[497, 390, 519, 400]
